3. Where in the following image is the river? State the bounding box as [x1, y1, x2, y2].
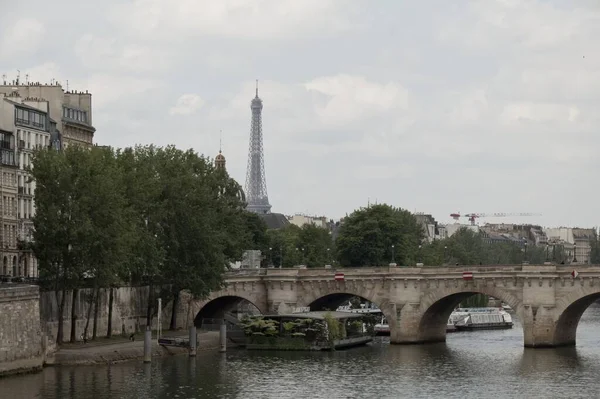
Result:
[3, 306, 600, 398]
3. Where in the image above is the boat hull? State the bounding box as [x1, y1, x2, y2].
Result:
[454, 323, 513, 331]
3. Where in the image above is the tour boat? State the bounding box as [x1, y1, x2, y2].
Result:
[447, 307, 513, 332]
[374, 316, 390, 336]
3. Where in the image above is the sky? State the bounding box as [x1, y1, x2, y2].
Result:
[1, 0, 599, 228]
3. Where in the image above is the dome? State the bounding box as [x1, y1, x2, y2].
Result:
[215, 152, 226, 161]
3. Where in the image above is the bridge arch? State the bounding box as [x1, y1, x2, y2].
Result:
[552, 285, 600, 347]
[414, 285, 524, 344]
[299, 285, 395, 331]
[190, 287, 269, 328]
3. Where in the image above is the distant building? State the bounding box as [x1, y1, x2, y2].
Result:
[241, 250, 262, 269]
[287, 214, 329, 229]
[414, 213, 446, 242]
[544, 227, 596, 264]
[445, 223, 479, 238]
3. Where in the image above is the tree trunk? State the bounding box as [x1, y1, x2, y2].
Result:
[92, 287, 100, 340]
[56, 289, 66, 345]
[107, 287, 114, 338]
[70, 288, 79, 342]
[169, 289, 180, 330]
[82, 289, 95, 341]
[146, 283, 154, 327]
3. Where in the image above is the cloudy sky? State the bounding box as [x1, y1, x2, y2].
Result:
[1, 0, 598, 228]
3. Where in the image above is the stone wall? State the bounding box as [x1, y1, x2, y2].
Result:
[0, 285, 44, 376]
[40, 286, 191, 343]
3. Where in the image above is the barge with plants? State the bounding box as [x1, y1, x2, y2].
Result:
[240, 311, 374, 351]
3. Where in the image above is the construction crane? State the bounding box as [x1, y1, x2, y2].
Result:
[450, 212, 542, 226]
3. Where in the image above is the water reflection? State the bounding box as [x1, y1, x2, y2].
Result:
[4, 308, 600, 398]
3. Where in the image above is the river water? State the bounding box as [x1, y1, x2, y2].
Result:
[4, 307, 600, 399]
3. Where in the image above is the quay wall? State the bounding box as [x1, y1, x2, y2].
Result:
[0, 285, 44, 377]
[40, 286, 191, 344]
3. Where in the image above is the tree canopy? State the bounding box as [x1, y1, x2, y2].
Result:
[335, 204, 423, 267]
[31, 145, 258, 334]
[266, 224, 334, 268]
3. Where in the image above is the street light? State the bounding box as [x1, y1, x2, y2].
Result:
[279, 246, 283, 268]
[327, 248, 331, 265]
[444, 245, 447, 264]
[269, 247, 273, 267]
[573, 243, 578, 263]
[546, 244, 549, 262]
[391, 245, 395, 264]
[524, 241, 528, 261]
[418, 244, 422, 264]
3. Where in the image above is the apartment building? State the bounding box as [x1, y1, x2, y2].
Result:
[0, 78, 95, 277]
[0, 79, 95, 149]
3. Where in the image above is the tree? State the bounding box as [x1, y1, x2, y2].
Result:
[116, 146, 250, 330]
[266, 224, 334, 268]
[31, 146, 132, 343]
[298, 225, 334, 267]
[590, 237, 600, 264]
[335, 204, 424, 267]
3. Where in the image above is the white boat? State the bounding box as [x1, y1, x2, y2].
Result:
[336, 303, 382, 314]
[447, 307, 513, 332]
[374, 316, 390, 336]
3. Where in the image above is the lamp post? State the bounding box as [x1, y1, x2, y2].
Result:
[546, 244, 549, 262]
[279, 246, 283, 268]
[444, 245, 447, 265]
[269, 247, 272, 267]
[418, 244, 422, 264]
[573, 243, 578, 263]
[524, 241, 528, 262]
[327, 248, 331, 265]
[391, 245, 395, 264]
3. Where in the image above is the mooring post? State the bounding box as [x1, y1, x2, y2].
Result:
[219, 320, 227, 353]
[143, 326, 152, 363]
[189, 325, 197, 357]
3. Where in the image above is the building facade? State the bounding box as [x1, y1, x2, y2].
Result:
[287, 214, 329, 229]
[0, 80, 95, 149]
[0, 80, 95, 277]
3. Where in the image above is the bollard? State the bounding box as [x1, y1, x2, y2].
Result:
[143, 326, 152, 363]
[219, 322, 227, 353]
[189, 326, 197, 357]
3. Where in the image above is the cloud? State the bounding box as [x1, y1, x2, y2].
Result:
[3, 0, 600, 228]
[305, 74, 409, 127]
[169, 94, 205, 116]
[108, 0, 360, 40]
[0, 18, 46, 58]
[74, 34, 171, 73]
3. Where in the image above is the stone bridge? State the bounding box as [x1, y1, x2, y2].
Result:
[187, 264, 600, 348]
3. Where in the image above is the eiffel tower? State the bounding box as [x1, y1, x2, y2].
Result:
[244, 80, 272, 214]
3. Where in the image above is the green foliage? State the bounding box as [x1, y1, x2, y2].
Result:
[590, 238, 600, 264]
[32, 144, 255, 329]
[267, 224, 333, 267]
[421, 228, 548, 266]
[336, 204, 424, 267]
[347, 320, 365, 336]
[240, 316, 280, 337]
[31, 146, 131, 291]
[323, 312, 342, 343]
[460, 294, 489, 308]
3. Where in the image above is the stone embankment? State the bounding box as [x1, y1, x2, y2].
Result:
[47, 331, 220, 366]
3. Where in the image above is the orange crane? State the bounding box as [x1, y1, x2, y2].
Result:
[456, 212, 542, 226]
